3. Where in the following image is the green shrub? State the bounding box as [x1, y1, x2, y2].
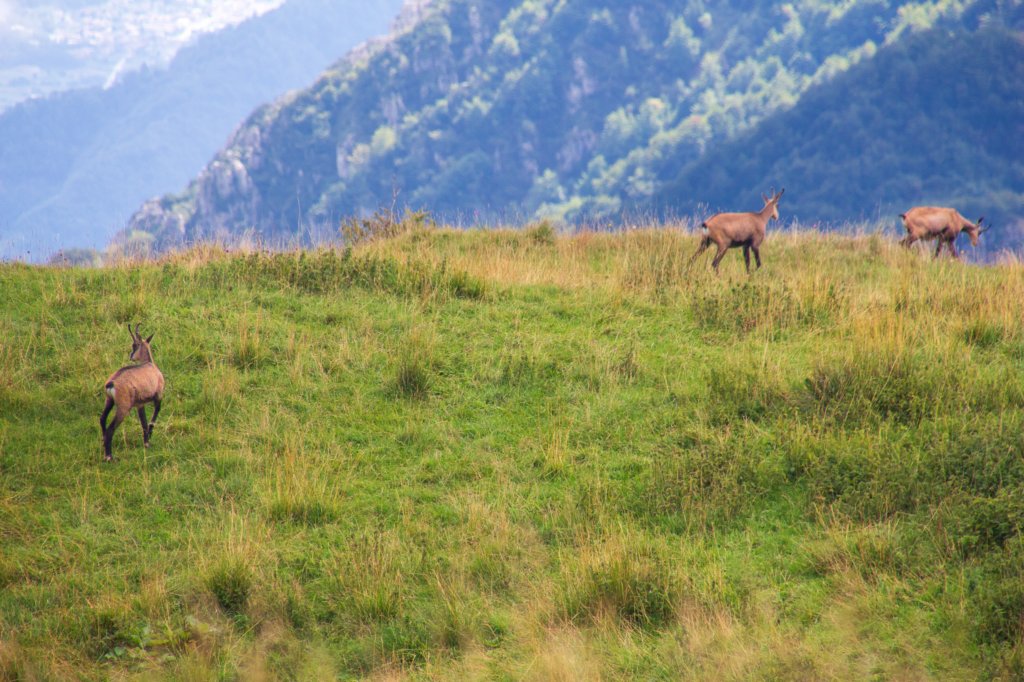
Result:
[806, 348, 1024, 425]
[969, 539, 1024, 647]
[87, 608, 132, 657]
[962, 319, 1007, 349]
[394, 349, 430, 399]
[524, 220, 557, 246]
[206, 559, 252, 615]
[377, 616, 432, 665]
[561, 544, 677, 628]
[268, 498, 337, 526]
[800, 433, 924, 519]
[704, 361, 789, 424]
[340, 207, 433, 247]
[944, 490, 1024, 557]
[630, 427, 778, 528]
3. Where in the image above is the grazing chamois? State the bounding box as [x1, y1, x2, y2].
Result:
[690, 188, 785, 273]
[100, 324, 165, 462]
[899, 207, 987, 259]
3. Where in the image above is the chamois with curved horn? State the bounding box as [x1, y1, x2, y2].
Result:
[100, 324, 165, 462]
[690, 188, 784, 273]
[899, 206, 988, 259]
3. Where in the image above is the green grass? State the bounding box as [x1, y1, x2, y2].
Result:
[1, 228, 1022, 679]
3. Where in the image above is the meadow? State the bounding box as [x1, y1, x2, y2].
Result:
[1, 221, 1022, 680]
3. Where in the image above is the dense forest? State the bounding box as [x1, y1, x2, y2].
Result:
[0, 0, 401, 260]
[125, 0, 1023, 254]
[653, 26, 1024, 254]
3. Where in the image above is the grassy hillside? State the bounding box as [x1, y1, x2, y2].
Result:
[2, 225, 1023, 679]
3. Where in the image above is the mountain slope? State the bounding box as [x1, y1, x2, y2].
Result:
[124, 0, 1020, 253]
[0, 0, 403, 260]
[652, 27, 1024, 254]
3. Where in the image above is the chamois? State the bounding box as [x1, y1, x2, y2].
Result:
[100, 324, 165, 462]
[899, 206, 987, 259]
[690, 188, 784, 273]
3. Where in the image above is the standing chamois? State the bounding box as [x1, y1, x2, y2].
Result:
[899, 207, 987, 259]
[100, 324, 165, 462]
[690, 188, 784, 273]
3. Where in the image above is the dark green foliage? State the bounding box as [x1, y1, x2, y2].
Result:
[798, 416, 1024, 550]
[377, 617, 432, 665]
[704, 362, 789, 424]
[657, 26, 1024, 254]
[268, 498, 338, 526]
[969, 539, 1024, 647]
[394, 351, 431, 400]
[87, 609, 132, 658]
[628, 426, 783, 529]
[206, 560, 253, 615]
[806, 348, 1024, 425]
[962, 319, 1008, 349]
[561, 547, 678, 628]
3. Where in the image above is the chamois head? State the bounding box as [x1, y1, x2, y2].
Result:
[964, 216, 987, 247]
[128, 324, 155, 363]
[760, 187, 785, 221]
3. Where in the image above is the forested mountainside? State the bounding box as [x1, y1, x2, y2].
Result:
[653, 26, 1024, 254]
[125, 0, 1023, 255]
[0, 0, 402, 260]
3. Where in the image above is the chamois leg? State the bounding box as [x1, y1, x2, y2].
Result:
[948, 240, 960, 260]
[710, 244, 728, 273]
[100, 397, 114, 436]
[900, 235, 916, 249]
[752, 246, 762, 270]
[689, 236, 711, 265]
[934, 239, 944, 259]
[137, 406, 149, 447]
[742, 245, 751, 274]
[149, 397, 161, 441]
[103, 406, 129, 462]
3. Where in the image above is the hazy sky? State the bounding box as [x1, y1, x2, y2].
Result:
[0, 0, 286, 107]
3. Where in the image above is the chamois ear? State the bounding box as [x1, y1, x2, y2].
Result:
[762, 192, 770, 203]
[145, 334, 154, 344]
[776, 187, 785, 200]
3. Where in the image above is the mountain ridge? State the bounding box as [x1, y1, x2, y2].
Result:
[121, 0, 1022, 256]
